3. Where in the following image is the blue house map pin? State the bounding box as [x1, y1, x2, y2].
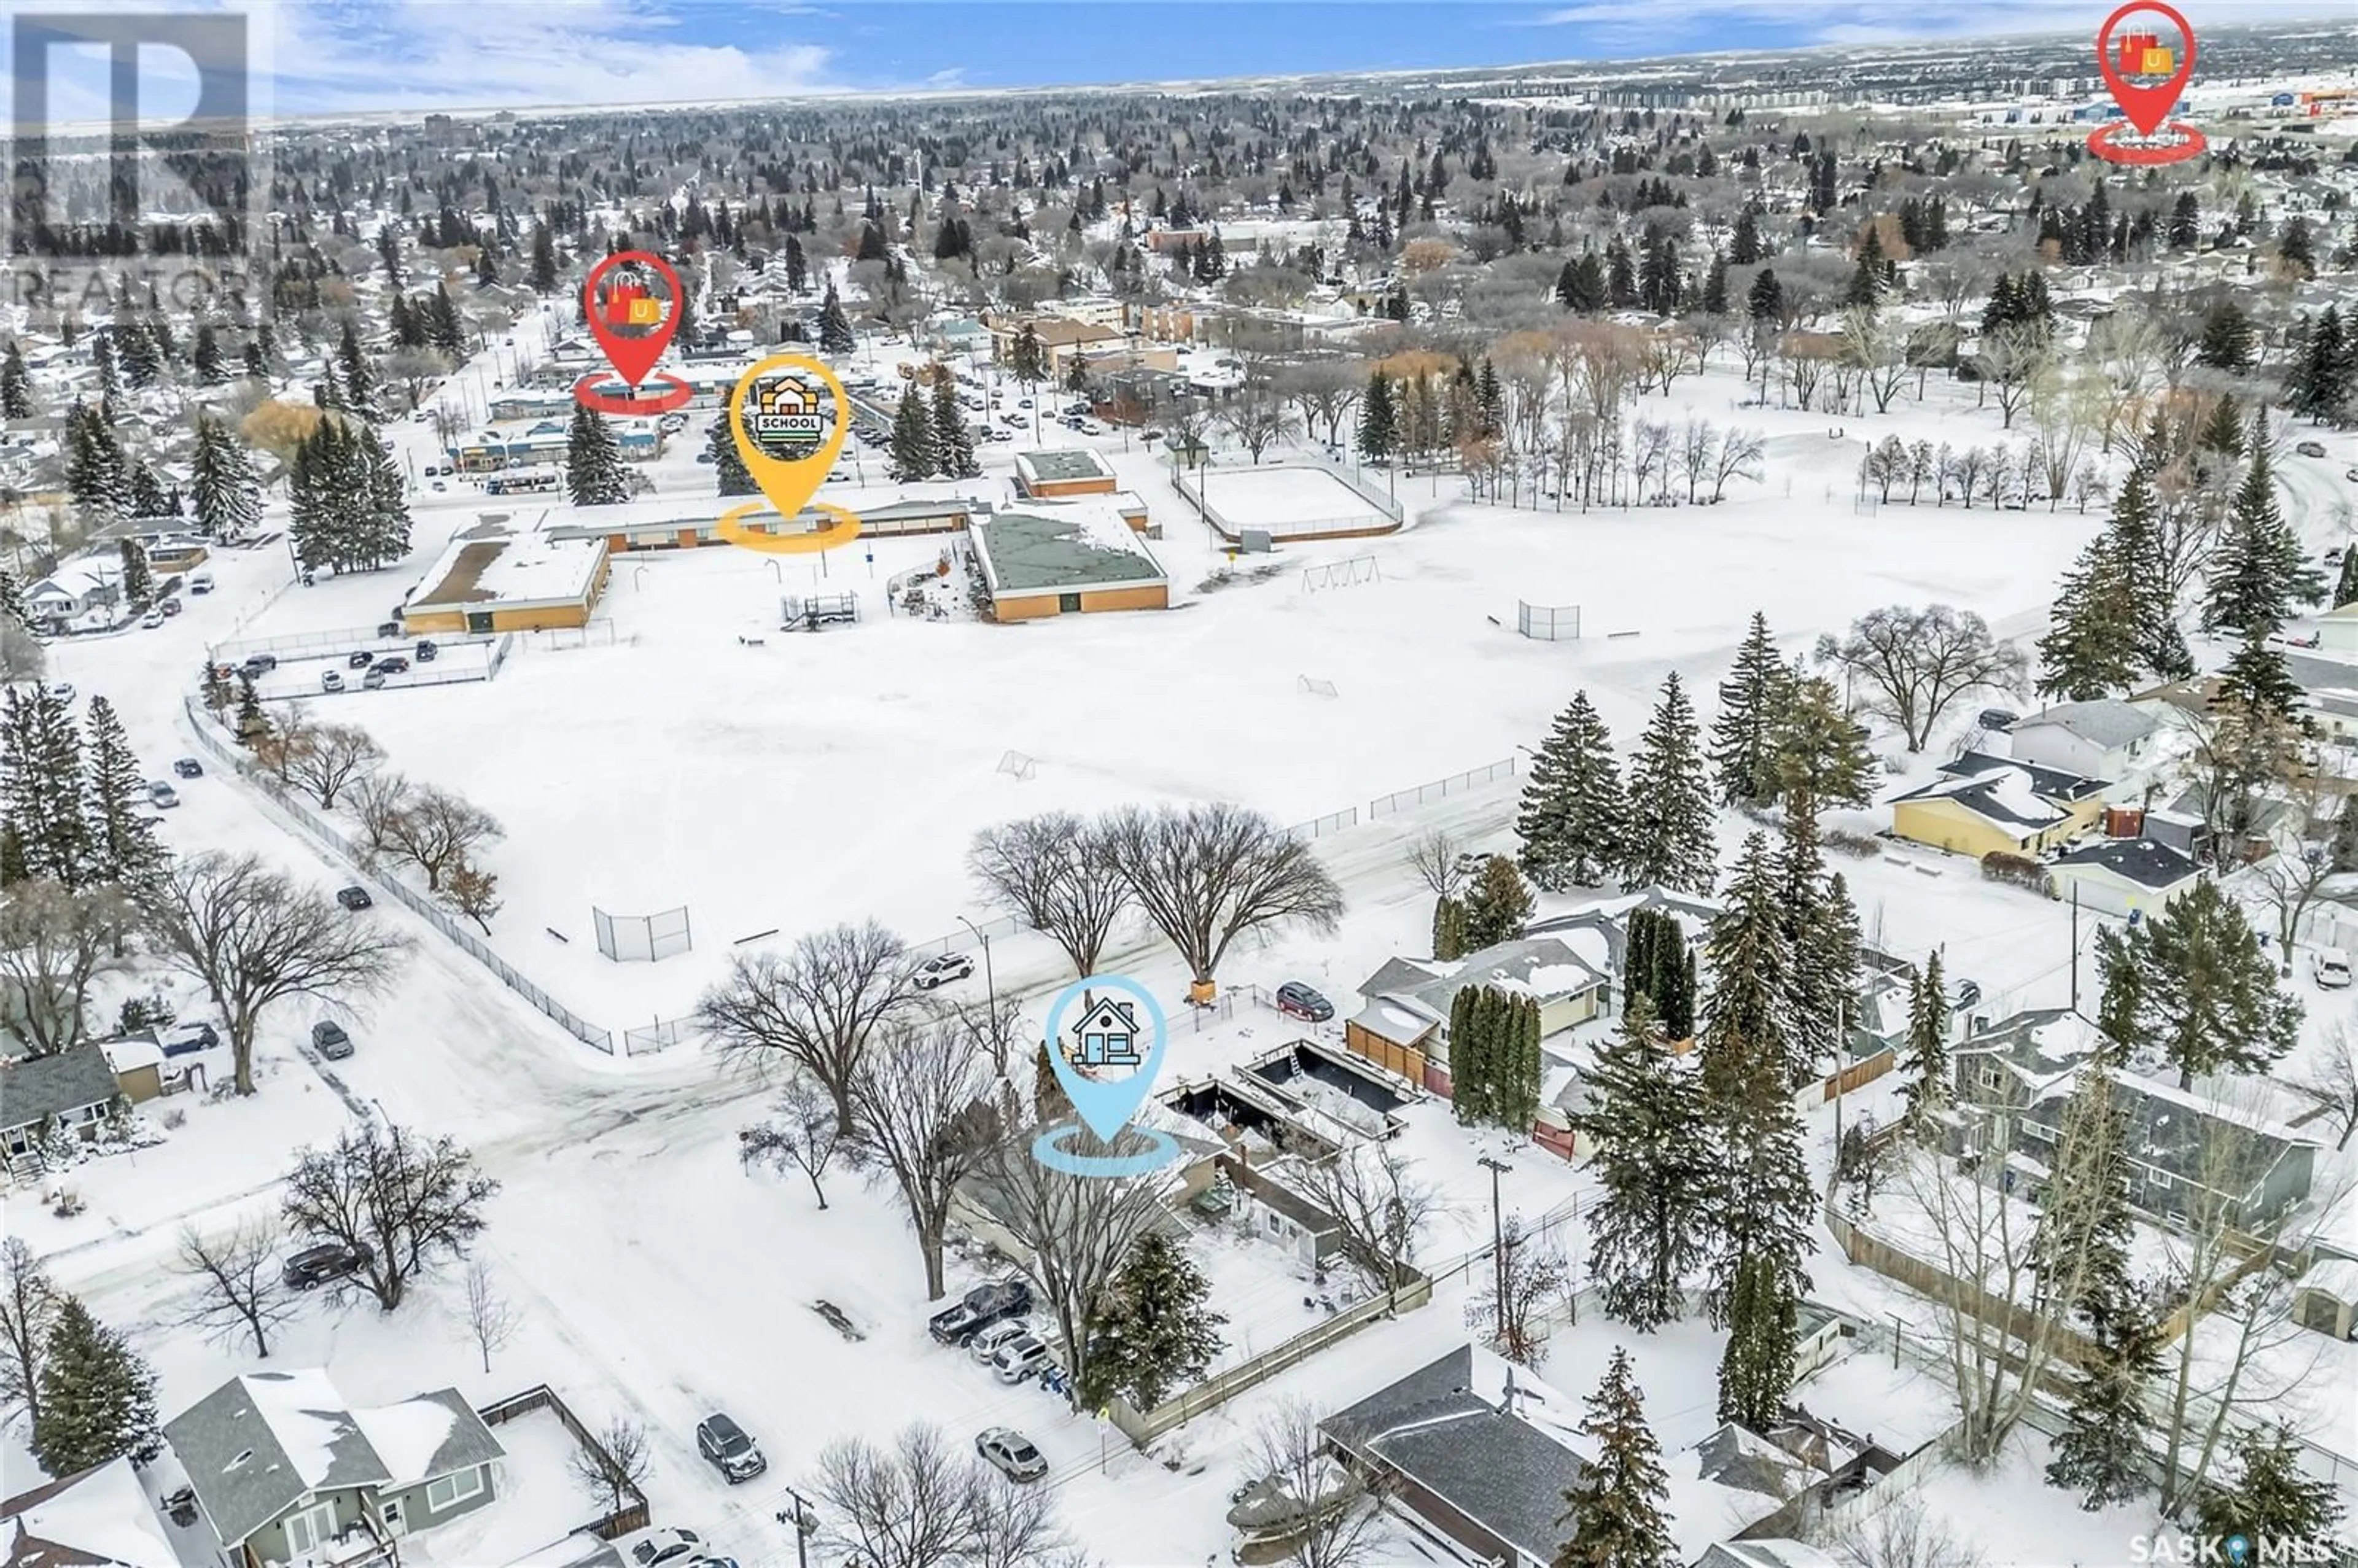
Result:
[1034, 974, 1181, 1178]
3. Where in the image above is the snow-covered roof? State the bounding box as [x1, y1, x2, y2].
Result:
[2014, 699, 2158, 750]
[971, 501, 1164, 596]
[2050, 836, 2201, 890]
[2297, 1256, 2358, 1303]
[0, 1456, 178, 1568]
[407, 527, 607, 613]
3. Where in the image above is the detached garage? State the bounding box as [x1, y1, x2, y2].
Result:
[404, 521, 610, 634]
[970, 502, 1168, 621]
[2044, 835, 2203, 918]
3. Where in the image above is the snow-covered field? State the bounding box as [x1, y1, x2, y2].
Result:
[1197, 462, 1384, 530]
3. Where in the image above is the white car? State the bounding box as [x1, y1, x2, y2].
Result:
[968, 1318, 1033, 1365]
[140, 610, 166, 629]
[2313, 947, 2351, 989]
[975, 1427, 1049, 1483]
[615, 1527, 709, 1568]
[990, 1333, 1053, 1383]
[912, 952, 975, 991]
[47, 683, 75, 704]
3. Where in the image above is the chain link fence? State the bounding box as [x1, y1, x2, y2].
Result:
[1368, 755, 1519, 820]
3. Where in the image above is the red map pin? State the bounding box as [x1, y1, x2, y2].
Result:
[2096, 1, 2196, 137]
[582, 250, 682, 389]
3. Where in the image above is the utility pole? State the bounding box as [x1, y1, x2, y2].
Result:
[1477, 1155, 1510, 1342]
[2069, 884, 2080, 1011]
[774, 1488, 817, 1568]
[957, 915, 997, 1030]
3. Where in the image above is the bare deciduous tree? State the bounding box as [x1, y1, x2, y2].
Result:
[461, 1258, 520, 1373]
[0, 880, 129, 1055]
[0, 1238, 57, 1431]
[1101, 802, 1343, 995]
[1282, 1144, 1445, 1311]
[978, 1134, 1168, 1402]
[742, 1073, 861, 1209]
[1465, 1214, 1568, 1367]
[851, 1019, 1006, 1299]
[814, 1423, 1071, 1568]
[142, 852, 412, 1093]
[381, 785, 502, 891]
[440, 857, 502, 933]
[1243, 1399, 1390, 1568]
[698, 920, 925, 1136]
[971, 813, 1133, 977]
[568, 1415, 650, 1516]
[2293, 1023, 2358, 1151]
[1709, 428, 1764, 502]
[284, 723, 384, 809]
[351, 770, 418, 856]
[1216, 384, 1302, 464]
[176, 1217, 296, 1357]
[1832, 1503, 1987, 1568]
[1815, 605, 2026, 753]
[281, 1121, 499, 1311]
[1407, 828, 1471, 899]
[1977, 322, 2052, 429]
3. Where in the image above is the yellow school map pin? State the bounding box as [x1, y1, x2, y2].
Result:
[717, 354, 862, 554]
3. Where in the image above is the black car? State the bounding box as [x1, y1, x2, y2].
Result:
[1976, 708, 2020, 732]
[376, 620, 403, 638]
[282, 1241, 372, 1289]
[337, 885, 374, 910]
[414, 640, 438, 663]
[927, 1279, 1033, 1346]
[372, 656, 410, 675]
[173, 758, 203, 778]
[348, 650, 376, 669]
[695, 1413, 768, 1483]
[1275, 981, 1334, 1023]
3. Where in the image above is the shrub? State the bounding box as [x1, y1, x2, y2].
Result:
[1981, 850, 2049, 891]
[1824, 828, 1882, 859]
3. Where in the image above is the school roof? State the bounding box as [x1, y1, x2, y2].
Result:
[970, 503, 1165, 596]
[407, 526, 607, 613]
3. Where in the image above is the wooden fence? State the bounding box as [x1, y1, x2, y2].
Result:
[478, 1384, 651, 1540]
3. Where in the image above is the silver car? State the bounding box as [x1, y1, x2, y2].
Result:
[975, 1427, 1048, 1483]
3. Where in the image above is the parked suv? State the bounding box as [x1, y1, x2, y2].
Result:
[282, 1241, 372, 1289]
[927, 1278, 1032, 1346]
[2314, 947, 2351, 989]
[1275, 981, 1333, 1022]
[696, 1413, 768, 1483]
[348, 649, 376, 669]
[337, 885, 374, 910]
[160, 1020, 219, 1057]
[311, 1020, 354, 1060]
[372, 656, 411, 675]
[912, 952, 974, 991]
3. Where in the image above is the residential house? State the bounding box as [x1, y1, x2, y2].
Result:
[1525, 885, 1721, 981]
[2274, 650, 2358, 744]
[2044, 834, 2203, 918]
[2314, 602, 2358, 658]
[1, 1457, 176, 1568]
[2006, 699, 2160, 783]
[1948, 1009, 2319, 1227]
[986, 315, 1124, 376]
[163, 1368, 507, 1568]
[1343, 935, 1610, 1095]
[1321, 1345, 1589, 1568]
[23, 560, 123, 632]
[0, 1044, 126, 1162]
[1888, 751, 2107, 858]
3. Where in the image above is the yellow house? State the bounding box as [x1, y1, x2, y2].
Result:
[1889, 750, 2108, 859]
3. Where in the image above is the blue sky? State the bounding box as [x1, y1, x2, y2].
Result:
[23, 1, 2356, 120]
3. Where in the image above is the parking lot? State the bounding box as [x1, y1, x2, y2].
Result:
[217, 630, 504, 702]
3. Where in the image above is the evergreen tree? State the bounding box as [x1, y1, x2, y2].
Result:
[30, 1297, 158, 1477]
[1462, 855, 1535, 952]
[192, 324, 227, 384]
[930, 376, 977, 478]
[64, 405, 127, 520]
[1746, 267, 1783, 323]
[1715, 1251, 1798, 1429]
[1570, 996, 1713, 1332]
[2287, 306, 2351, 422]
[1450, 986, 1492, 1126]
[1432, 895, 1469, 962]
[564, 403, 630, 505]
[1080, 1230, 1226, 1412]
[82, 697, 163, 891]
[706, 411, 755, 496]
[1700, 250, 1730, 317]
[2195, 1423, 2347, 1557]
[888, 385, 935, 481]
[114, 321, 160, 388]
[1768, 672, 1874, 814]
[1554, 1348, 1676, 1568]
[1843, 223, 1886, 312]
[2112, 877, 2301, 1087]
[117, 538, 155, 611]
[1621, 673, 1716, 895]
[337, 318, 379, 413]
[2195, 303, 2254, 373]
[2337, 546, 2358, 613]
[528, 222, 559, 293]
[1710, 610, 1788, 807]
[1730, 203, 1764, 266]
[1897, 952, 1950, 1128]
[376, 222, 405, 285]
[2219, 628, 2303, 721]
[0, 340, 34, 418]
[1705, 1043, 1815, 1329]
[425, 284, 467, 356]
[1358, 370, 1396, 458]
[2206, 430, 2324, 640]
[190, 415, 262, 539]
[2167, 192, 2201, 249]
[1, 685, 90, 887]
[90, 330, 119, 398]
[1697, 832, 1796, 1109]
[126, 461, 171, 520]
[351, 424, 412, 569]
[287, 418, 352, 573]
[1517, 691, 1627, 890]
[1784, 852, 1861, 1092]
[817, 286, 855, 355]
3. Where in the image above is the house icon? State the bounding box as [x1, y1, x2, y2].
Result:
[1070, 997, 1141, 1068]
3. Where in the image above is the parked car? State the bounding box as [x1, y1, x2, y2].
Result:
[1141, 429, 1165, 442]
[990, 1333, 1054, 1383]
[47, 683, 75, 704]
[147, 782, 180, 809]
[2313, 947, 2351, 989]
[311, 1020, 354, 1060]
[160, 1020, 219, 1057]
[1275, 981, 1334, 1023]
[2295, 440, 2328, 459]
[927, 1278, 1033, 1345]
[376, 620, 403, 638]
[348, 649, 376, 668]
[372, 656, 410, 674]
[172, 757, 203, 778]
[968, 1319, 1035, 1365]
[337, 885, 374, 910]
[140, 610, 166, 629]
[1976, 708, 2020, 731]
[912, 952, 975, 991]
[616, 1527, 708, 1568]
[415, 640, 438, 662]
[321, 670, 344, 693]
[975, 1427, 1049, 1483]
[245, 653, 279, 673]
[696, 1413, 768, 1483]
[189, 572, 215, 594]
[281, 1241, 372, 1289]
[160, 597, 182, 617]
[362, 670, 388, 691]
[430, 480, 447, 492]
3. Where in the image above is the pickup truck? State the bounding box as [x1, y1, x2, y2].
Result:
[926, 1279, 1032, 1346]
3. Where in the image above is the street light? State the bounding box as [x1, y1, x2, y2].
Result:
[956, 916, 997, 1025]
[1477, 1156, 1511, 1342]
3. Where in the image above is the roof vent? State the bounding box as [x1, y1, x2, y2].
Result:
[226, 1450, 254, 1471]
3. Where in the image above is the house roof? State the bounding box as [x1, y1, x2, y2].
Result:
[1953, 1007, 2100, 1095]
[1345, 995, 1444, 1049]
[1942, 750, 2107, 801]
[1891, 756, 2082, 833]
[1698, 1542, 1845, 1568]
[2296, 1256, 2358, 1303]
[2049, 836, 2202, 890]
[2013, 699, 2159, 751]
[161, 1372, 503, 1548]
[0, 1046, 124, 1132]
[1322, 1345, 1589, 1566]
[1, 1458, 177, 1568]
[1355, 936, 1608, 1036]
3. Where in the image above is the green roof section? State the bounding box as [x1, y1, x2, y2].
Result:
[977, 507, 1164, 594]
[1018, 448, 1115, 483]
